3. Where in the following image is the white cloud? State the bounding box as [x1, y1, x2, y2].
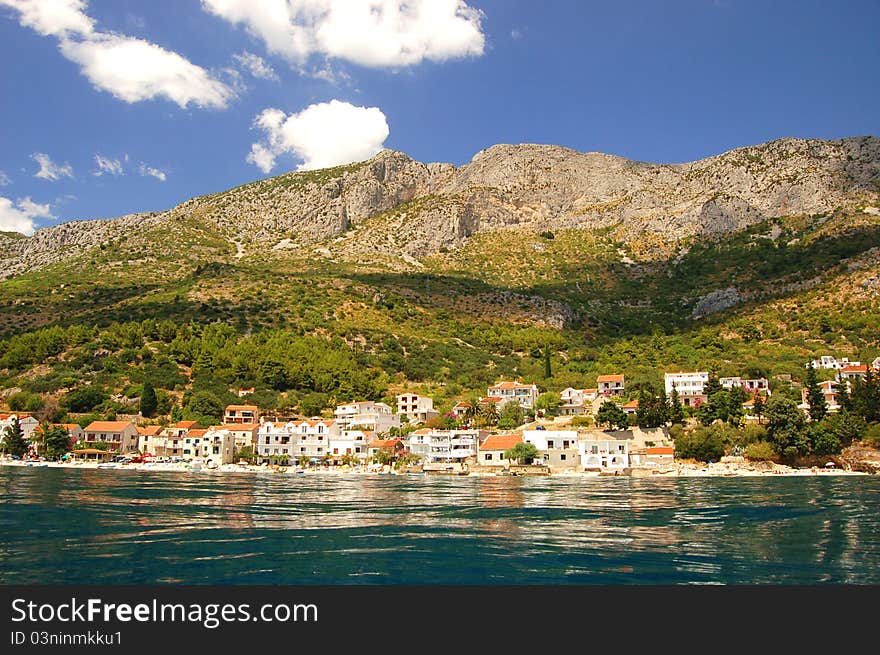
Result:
[0, 0, 93, 37]
[232, 51, 278, 81]
[202, 0, 485, 68]
[93, 153, 123, 176]
[1, 0, 234, 108]
[0, 170, 10, 186]
[247, 100, 389, 173]
[59, 33, 234, 108]
[32, 152, 74, 180]
[138, 163, 167, 181]
[0, 195, 53, 235]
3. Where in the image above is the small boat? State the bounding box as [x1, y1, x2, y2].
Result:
[97, 463, 117, 469]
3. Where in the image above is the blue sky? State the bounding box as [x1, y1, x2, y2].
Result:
[1, 0, 878, 234]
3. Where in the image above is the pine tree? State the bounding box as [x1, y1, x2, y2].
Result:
[544, 345, 552, 379]
[668, 384, 684, 424]
[2, 416, 28, 458]
[140, 380, 158, 418]
[804, 363, 827, 422]
[752, 393, 765, 424]
[43, 424, 72, 459]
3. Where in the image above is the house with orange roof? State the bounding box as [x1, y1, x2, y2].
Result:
[486, 380, 540, 409]
[191, 426, 235, 465]
[621, 398, 639, 415]
[451, 401, 471, 417]
[83, 420, 139, 453]
[224, 404, 259, 425]
[237, 387, 255, 397]
[367, 438, 404, 458]
[597, 374, 625, 396]
[136, 425, 162, 454]
[837, 364, 868, 385]
[477, 433, 523, 467]
[215, 423, 259, 449]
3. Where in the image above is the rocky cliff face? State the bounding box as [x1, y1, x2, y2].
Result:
[3, 136, 878, 279]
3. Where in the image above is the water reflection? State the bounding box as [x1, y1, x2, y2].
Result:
[0, 468, 879, 585]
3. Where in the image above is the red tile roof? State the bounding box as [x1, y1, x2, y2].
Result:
[489, 381, 535, 390]
[622, 399, 639, 409]
[84, 421, 135, 432]
[840, 365, 867, 373]
[137, 426, 162, 436]
[172, 421, 201, 429]
[187, 429, 208, 438]
[646, 447, 674, 455]
[481, 433, 523, 451]
[225, 405, 258, 412]
[597, 374, 624, 383]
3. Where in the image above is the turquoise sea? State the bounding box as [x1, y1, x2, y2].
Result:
[1, 467, 878, 584]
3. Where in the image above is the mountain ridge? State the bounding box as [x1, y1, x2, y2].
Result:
[1, 135, 878, 281]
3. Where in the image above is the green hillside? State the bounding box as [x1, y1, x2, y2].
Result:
[1, 198, 878, 427]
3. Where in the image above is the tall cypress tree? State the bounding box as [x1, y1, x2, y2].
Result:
[805, 363, 827, 422]
[140, 380, 158, 418]
[543, 345, 552, 379]
[668, 385, 684, 424]
[2, 416, 28, 458]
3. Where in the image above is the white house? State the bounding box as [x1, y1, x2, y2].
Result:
[257, 419, 341, 463]
[477, 433, 523, 467]
[396, 394, 439, 425]
[597, 375, 625, 396]
[809, 356, 860, 370]
[559, 388, 597, 415]
[578, 438, 630, 470]
[486, 381, 540, 409]
[720, 377, 771, 396]
[837, 365, 868, 385]
[328, 429, 373, 462]
[0, 413, 39, 444]
[665, 371, 710, 406]
[201, 427, 236, 465]
[522, 429, 578, 451]
[406, 429, 482, 462]
[334, 401, 400, 434]
[798, 380, 842, 417]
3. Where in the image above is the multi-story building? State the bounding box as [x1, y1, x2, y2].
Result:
[809, 356, 859, 370]
[406, 429, 482, 462]
[224, 404, 259, 424]
[333, 401, 400, 434]
[799, 380, 841, 417]
[82, 421, 139, 453]
[396, 394, 439, 425]
[200, 427, 236, 465]
[665, 371, 710, 406]
[486, 381, 540, 409]
[136, 425, 162, 454]
[558, 388, 597, 415]
[214, 423, 259, 450]
[257, 419, 340, 463]
[0, 413, 39, 444]
[578, 438, 630, 470]
[328, 429, 373, 462]
[597, 375, 625, 396]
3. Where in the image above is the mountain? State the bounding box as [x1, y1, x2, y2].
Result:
[3, 136, 879, 279]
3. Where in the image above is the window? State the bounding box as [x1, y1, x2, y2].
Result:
[485, 453, 492, 460]
[560, 454, 567, 461]
[548, 440, 555, 448]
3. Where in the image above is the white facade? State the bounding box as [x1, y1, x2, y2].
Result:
[406, 429, 480, 462]
[184, 428, 236, 465]
[486, 381, 540, 409]
[809, 356, 860, 370]
[578, 439, 630, 470]
[522, 429, 578, 452]
[665, 372, 709, 404]
[257, 419, 340, 462]
[396, 394, 439, 425]
[720, 377, 771, 396]
[334, 401, 400, 434]
[328, 430, 371, 461]
[0, 414, 39, 444]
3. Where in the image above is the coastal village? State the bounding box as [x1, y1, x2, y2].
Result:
[2, 354, 878, 477]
